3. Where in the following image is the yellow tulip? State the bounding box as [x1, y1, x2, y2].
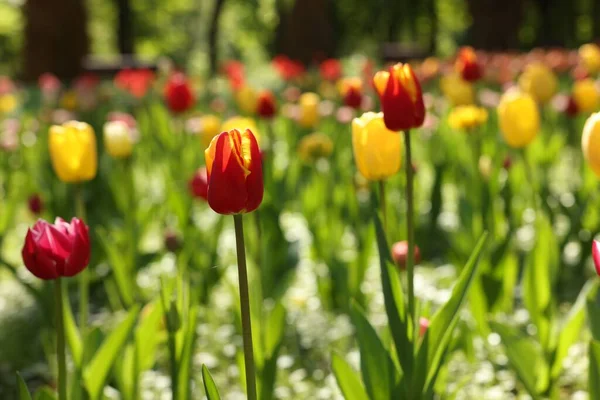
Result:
[298, 92, 320, 128]
[103, 121, 133, 158]
[235, 85, 258, 115]
[221, 116, 260, 143]
[199, 115, 222, 148]
[573, 78, 599, 113]
[439, 73, 474, 106]
[497, 89, 540, 148]
[582, 112, 600, 177]
[579, 43, 600, 74]
[298, 132, 333, 163]
[447, 105, 488, 131]
[518, 62, 557, 104]
[61, 90, 78, 111]
[0, 94, 17, 114]
[352, 112, 402, 181]
[49, 121, 97, 182]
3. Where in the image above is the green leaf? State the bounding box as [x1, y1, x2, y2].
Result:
[97, 233, 135, 307]
[62, 285, 82, 368]
[83, 307, 140, 400]
[587, 297, 600, 342]
[589, 341, 600, 400]
[490, 322, 545, 399]
[202, 365, 222, 400]
[33, 387, 57, 400]
[331, 353, 369, 400]
[551, 280, 598, 378]
[16, 373, 32, 400]
[136, 300, 164, 371]
[264, 302, 286, 358]
[373, 214, 413, 379]
[350, 303, 399, 400]
[417, 232, 488, 393]
[177, 306, 199, 400]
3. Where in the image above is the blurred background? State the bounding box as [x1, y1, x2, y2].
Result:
[1, 0, 600, 80]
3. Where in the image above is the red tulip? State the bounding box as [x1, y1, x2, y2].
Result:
[222, 60, 245, 90]
[272, 55, 305, 81]
[565, 96, 579, 118]
[204, 129, 263, 214]
[256, 90, 277, 119]
[419, 317, 429, 337]
[21, 218, 90, 280]
[28, 194, 43, 215]
[188, 167, 209, 201]
[340, 78, 363, 109]
[114, 69, 155, 98]
[593, 240, 600, 276]
[502, 156, 512, 170]
[373, 63, 425, 131]
[164, 72, 195, 113]
[320, 58, 342, 81]
[391, 241, 421, 270]
[38, 73, 61, 93]
[455, 47, 483, 82]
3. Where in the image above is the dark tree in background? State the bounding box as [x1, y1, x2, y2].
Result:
[466, 0, 524, 50]
[116, 0, 134, 54]
[23, 0, 89, 81]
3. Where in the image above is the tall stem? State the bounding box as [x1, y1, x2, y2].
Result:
[378, 180, 387, 233]
[403, 130, 416, 329]
[167, 327, 178, 399]
[75, 186, 88, 336]
[54, 278, 67, 400]
[233, 214, 257, 400]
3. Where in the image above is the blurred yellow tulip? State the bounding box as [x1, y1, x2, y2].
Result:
[447, 105, 488, 131]
[235, 85, 258, 115]
[573, 78, 599, 113]
[103, 121, 133, 158]
[49, 121, 97, 182]
[582, 112, 600, 177]
[0, 94, 17, 114]
[199, 115, 222, 148]
[298, 92, 320, 128]
[439, 73, 474, 106]
[221, 116, 260, 142]
[497, 89, 540, 148]
[298, 132, 334, 163]
[518, 62, 557, 104]
[352, 112, 402, 181]
[61, 90, 78, 111]
[579, 43, 600, 74]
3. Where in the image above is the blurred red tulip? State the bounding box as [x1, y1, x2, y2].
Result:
[272, 55, 305, 81]
[419, 317, 429, 337]
[114, 69, 155, 98]
[222, 60, 245, 90]
[256, 90, 277, 119]
[391, 241, 421, 270]
[164, 72, 195, 113]
[565, 96, 579, 117]
[502, 156, 512, 170]
[164, 230, 182, 253]
[21, 217, 90, 280]
[455, 47, 483, 82]
[38, 73, 61, 93]
[188, 167, 209, 201]
[320, 59, 342, 81]
[28, 194, 43, 215]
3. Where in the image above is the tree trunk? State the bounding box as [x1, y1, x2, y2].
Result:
[208, 0, 226, 75]
[116, 0, 134, 55]
[466, 0, 523, 50]
[23, 0, 89, 81]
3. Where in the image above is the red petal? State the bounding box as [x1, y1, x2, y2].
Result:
[593, 240, 600, 277]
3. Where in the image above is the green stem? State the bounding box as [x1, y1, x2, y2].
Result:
[521, 150, 540, 212]
[126, 159, 137, 273]
[75, 186, 89, 337]
[168, 328, 178, 400]
[403, 130, 416, 331]
[378, 180, 387, 233]
[54, 278, 67, 400]
[233, 214, 257, 400]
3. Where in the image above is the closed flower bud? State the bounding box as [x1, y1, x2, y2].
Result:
[502, 156, 512, 170]
[391, 241, 421, 270]
[256, 90, 277, 119]
[49, 121, 97, 183]
[235, 85, 258, 115]
[188, 167, 209, 201]
[373, 63, 425, 131]
[28, 194, 43, 215]
[440, 73, 474, 106]
[204, 129, 263, 214]
[497, 89, 540, 148]
[573, 78, 599, 113]
[352, 112, 402, 181]
[164, 72, 195, 113]
[298, 92, 320, 128]
[455, 47, 483, 82]
[519, 62, 558, 104]
[419, 317, 430, 337]
[298, 132, 334, 163]
[103, 120, 134, 159]
[565, 96, 579, 117]
[579, 43, 600, 75]
[582, 112, 600, 177]
[447, 105, 488, 131]
[338, 77, 363, 109]
[593, 240, 600, 276]
[21, 217, 90, 280]
[164, 230, 182, 253]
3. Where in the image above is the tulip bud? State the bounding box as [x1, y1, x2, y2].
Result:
[373, 63, 425, 131]
[447, 105, 488, 131]
[338, 77, 363, 109]
[573, 78, 599, 113]
[298, 132, 334, 163]
[204, 129, 264, 214]
[298, 92, 320, 128]
[565, 96, 579, 118]
[582, 112, 600, 177]
[519, 62, 558, 104]
[391, 241, 421, 270]
[256, 90, 277, 119]
[103, 120, 134, 159]
[419, 317, 430, 337]
[164, 72, 195, 113]
[235, 85, 258, 115]
[497, 89, 540, 148]
[49, 121, 97, 183]
[352, 112, 402, 181]
[593, 240, 600, 276]
[188, 167, 208, 201]
[502, 156, 512, 170]
[455, 47, 483, 82]
[21, 217, 90, 280]
[579, 43, 600, 74]
[28, 194, 43, 215]
[164, 230, 182, 253]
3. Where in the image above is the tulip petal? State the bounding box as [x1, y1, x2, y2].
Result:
[593, 240, 600, 276]
[241, 129, 264, 212]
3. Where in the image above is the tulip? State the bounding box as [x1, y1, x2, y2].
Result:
[204, 129, 263, 214]
[221, 116, 260, 143]
[338, 77, 363, 109]
[373, 63, 425, 131]
[298, 92, 320, 128]
[391, 241, 421, 270]
[320, 58, 342, 81]
[49, 121, 97, 183]
[564, 96, 579, 118]
[103, 120, 134, 159]
[455, 46, 483, 82]
[573, 78, 599, 113]
[235, 85, 258, 115]
[519, 62, 558, 104]
[197, 115, 222, 148]
[440, 73, 474, 106]
[164, 72, 195, 113]
[497, 89, 540, 148]
[582, 112, 600, 177]
[28, 194, 43, 215]
[447, 105, 488, 131]
[579, 43, 600, 75]
[188, 167, 209, 201]
[352, 112, 402, 181]
[21, 217, 90, 280]
[593, 240, 600, 276]
[256, 90, 277, 119]
[298, 132, 334, 163]
[0, 94, 17, 114]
